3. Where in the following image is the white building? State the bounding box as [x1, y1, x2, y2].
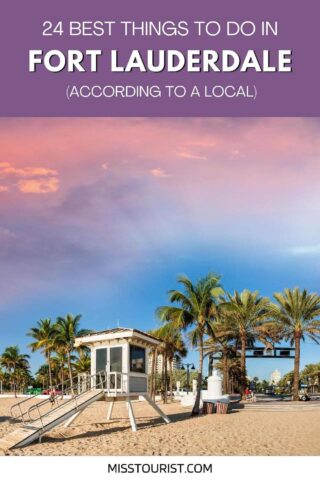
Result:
[147, 353, 181, 374]
[270, 369, 282, 386]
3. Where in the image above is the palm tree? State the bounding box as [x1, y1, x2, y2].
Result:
[15, 366, 32, 393]
[223, 290, 270, 396]
[167, 336, 187, 401]
[55, 314, 83, 393]
[269, 288, 320, 400]
[204, 304, 238, 394]
[149, 330, 168, 403]
[35, 364, 50, 389]
[152, 324, 187, 402]
[0, 346, 30, 397]
[277, 371, 294, 393]
[252, 376, 260, 390]
[204, 333, 235, 394]
[27, 318, 57, 389]
[0, 368, 5, 394]
[147, 339, 158, 400]
[157, 273, 223, 415]
[212, 356, 242, 393]
[74, 352, 91, 373]
[300, 363, 320, 393]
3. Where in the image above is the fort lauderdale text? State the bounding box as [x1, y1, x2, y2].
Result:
[29, 49, 292, 73]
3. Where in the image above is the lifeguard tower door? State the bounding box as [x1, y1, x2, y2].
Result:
[95, 346, 123, 389]
[108, 346, 122, 389]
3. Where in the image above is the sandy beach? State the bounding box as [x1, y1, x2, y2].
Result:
[0, 397, 320, 456]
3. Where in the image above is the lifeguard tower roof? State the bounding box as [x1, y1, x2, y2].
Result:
[74, 327, 161, 348]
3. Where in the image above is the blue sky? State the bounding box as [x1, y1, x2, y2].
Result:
[0, 117, 320, 380]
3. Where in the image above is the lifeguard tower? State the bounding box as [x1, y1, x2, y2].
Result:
[74, 327, 170, 430]
[0, 328, 169, 452]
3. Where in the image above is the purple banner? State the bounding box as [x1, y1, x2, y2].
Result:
[0, 0, 319, 116]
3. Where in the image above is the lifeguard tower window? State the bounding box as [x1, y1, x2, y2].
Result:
[130, 345, 146, 373]
[110, 346, 122, 372]
[96, 348, 107, 371]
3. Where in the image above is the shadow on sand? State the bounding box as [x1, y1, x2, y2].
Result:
[28, 407, 241, 446]
[40, 411, 191, 444]
[0, 416, 13, 423]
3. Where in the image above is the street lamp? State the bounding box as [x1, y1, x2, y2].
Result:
[181, 363, 195, 394]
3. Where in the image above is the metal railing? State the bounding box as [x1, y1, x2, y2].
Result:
[10, 371, 87, 423]
[10, 370, 128, 426]
[26, 370, 127, 429]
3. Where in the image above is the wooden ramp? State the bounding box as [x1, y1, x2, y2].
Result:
[0, 388, 104, 452]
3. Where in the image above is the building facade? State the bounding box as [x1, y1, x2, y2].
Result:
[147, 353, 181, 374]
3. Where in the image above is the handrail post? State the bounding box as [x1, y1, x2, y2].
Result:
[37, 404, 44, 430]
[74, 393, 78, 410]
[18, 404, 23, 421]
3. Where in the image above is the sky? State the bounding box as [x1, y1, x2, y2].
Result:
[0, 117, 320, 381]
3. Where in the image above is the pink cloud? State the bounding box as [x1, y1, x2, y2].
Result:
[1, 117, 320, 304]
[18, 177, 59, 194]
[150, 168, 171, 178]
[176, 151, 207, 160]
[1, 117, 320, 221]
[0, 160, 58, 195]
[0, 162, 57, 178]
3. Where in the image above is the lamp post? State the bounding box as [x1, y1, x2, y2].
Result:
[181, 363, 195, 394]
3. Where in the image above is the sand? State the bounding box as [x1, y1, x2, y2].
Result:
[0, 397, 320, 456]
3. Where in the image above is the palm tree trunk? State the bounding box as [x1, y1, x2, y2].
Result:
[67, 351, 74, 395]
[164, 353, 168, 404]
[192, 335, 203, 415]
[47, 351, 53, 388]
[293, 334, 301, 401]
[149, 349, 156, 397]
[226, 359, 230, 394]
[169, 359, 173, 402]
[152, 349, 157, 401]
[161, 354, 165, 402]
[240, 335, 247, 397]
[60, 367, 64, 395]
[222, 348, 228, 394]
[12, 364, 17, 398]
